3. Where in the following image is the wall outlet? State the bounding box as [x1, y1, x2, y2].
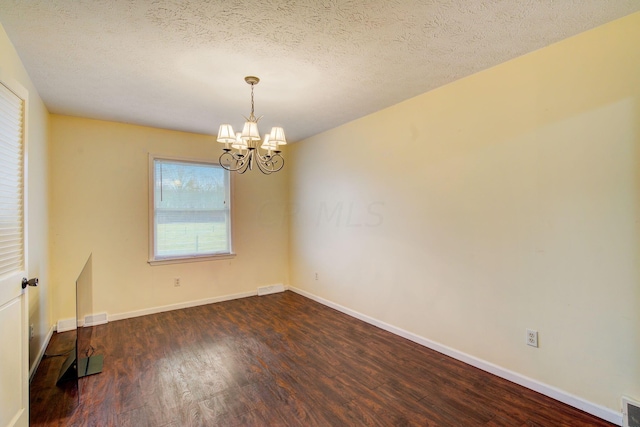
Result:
[526, 329, 538, 347]
[174, 277, 181, 287]
[315, 272, 319, 281]
[30, 324, 34, 340]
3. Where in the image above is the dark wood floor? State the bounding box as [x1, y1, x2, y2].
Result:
[31, 291, 612, 426]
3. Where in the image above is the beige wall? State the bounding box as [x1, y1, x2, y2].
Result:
[4, 8, 638, 418]
[0, 24, 51, 369]
[288, 12, 640, 412]
[50, 116, 289, 320]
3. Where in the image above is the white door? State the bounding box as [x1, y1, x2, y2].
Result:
[0, 80, 29, 427]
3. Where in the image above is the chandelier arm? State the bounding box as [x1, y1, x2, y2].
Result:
[222, 147, 282, 174]
[243, 151, 254, 173]
[235, 152, 251, 174]
[219, 153, 237, 172]
[253, 146, 271, 169]
[254, 154, 274, 175]
[219, 151, 249, 172]
[254, 151, 284, 174]
[254, 145, 272, 161]
[270, 153, 284, 173]
[237, 161, 250, 174]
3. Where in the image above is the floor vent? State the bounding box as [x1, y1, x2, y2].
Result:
[257, 284, 285, 296]
[56, 318, 77, 332]
[84, 313, 108, 327]
[624, 397, 640, 427]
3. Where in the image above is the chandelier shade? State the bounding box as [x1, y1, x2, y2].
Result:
[216, 124, 236, 144]
[231, 132, 247, 150]
[269, 126, 287, 145]
[260, 134, 275, 150]
[241, 121, 261, 141]
[216, 76, 285, 174]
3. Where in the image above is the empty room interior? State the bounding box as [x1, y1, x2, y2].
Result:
[0, 2, 639, 426]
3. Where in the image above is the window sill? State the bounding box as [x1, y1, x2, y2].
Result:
[148, 253, 236, 266]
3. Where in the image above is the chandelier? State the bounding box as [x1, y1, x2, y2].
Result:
[216, 76, 286, 174]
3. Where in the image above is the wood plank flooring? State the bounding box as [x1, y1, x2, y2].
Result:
[30, 291, 613, 426]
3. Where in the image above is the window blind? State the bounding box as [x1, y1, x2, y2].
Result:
[0, 83, 24, 277]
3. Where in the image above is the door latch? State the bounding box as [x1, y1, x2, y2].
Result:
[22, 277, 38, 289]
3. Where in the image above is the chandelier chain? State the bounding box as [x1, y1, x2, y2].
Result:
[250, 83, 255, 119]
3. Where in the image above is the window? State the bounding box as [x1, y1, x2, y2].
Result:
[149, 157, 232, 264]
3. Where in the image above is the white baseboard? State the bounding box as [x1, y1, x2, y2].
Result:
[57, 291, 258, 327]
[29, 324, 55, 382]
[107, 290, 257, 322]
[258, 283, 285, 296]
[287, 286, 622, 426]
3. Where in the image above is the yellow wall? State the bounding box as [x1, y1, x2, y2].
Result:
[50, 116, 289, 320]
[0, 24, 51, 369]
[288, 12, 640, 412]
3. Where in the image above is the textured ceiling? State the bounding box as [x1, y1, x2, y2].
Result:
[1, 1, 639, 142]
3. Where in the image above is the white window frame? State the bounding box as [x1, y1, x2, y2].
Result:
[148, 154, 235, 265]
